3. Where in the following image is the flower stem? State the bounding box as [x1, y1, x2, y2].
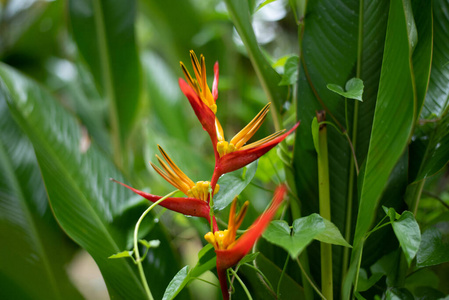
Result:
[316, 111, 333, 300]
[296, 257, 327, 299]
[229, 268, 253, 300]
[277, 254, 290, 298]
[133, 189, 179, 300]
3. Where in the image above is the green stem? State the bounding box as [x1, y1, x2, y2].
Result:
[352, 240, 364, 298]
[409, 179, 426, 216]
[133, 189, 179, 300]
[242, 263, 275, 295]
[277, 254, 290, 298]
[229, 268, 253, 300]
[317, 113, 333, 300]
[343, 0, 364, 284]
[296, 258, 327, 299]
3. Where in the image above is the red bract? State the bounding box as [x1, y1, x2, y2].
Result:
[210, 122, 300, 190]
[111, 179, 218, 231]
[178, 78, 218, 157]
[205, 185, 287, 300]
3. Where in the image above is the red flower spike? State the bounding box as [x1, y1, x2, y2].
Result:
[205, 185, 287, 300]
[178, 78, 218, 154]
[210, 122, 300, 190]
[111, 179, 218, 232]
[212, 61, 219, 101]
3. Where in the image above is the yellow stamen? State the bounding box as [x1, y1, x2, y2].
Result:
[151, 146, 218, 202]
[230, 103, 270, 148]
[180, 51, 217, 114]
[214, 103, 272, 157]
[204, 198, 249, 250]
[241, 130, 286, 150]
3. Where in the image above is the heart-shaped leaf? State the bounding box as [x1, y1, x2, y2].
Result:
[327, 78, 364, 101]
[391, 211, 421, 266]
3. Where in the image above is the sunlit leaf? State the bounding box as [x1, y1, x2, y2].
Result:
[0, 63, 179, 299]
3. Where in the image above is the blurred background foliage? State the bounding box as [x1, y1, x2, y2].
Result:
[0, 0, 297, 299]
[1, 0, 449, 299]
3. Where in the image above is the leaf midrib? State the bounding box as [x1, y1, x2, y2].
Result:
[0, 139, 62, 299]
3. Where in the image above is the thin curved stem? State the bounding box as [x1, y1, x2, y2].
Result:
[277, 254, 290, 298]
[296, 257, 327, 300]
[133, 189, 179, 300]
[229, 268, 253, 300]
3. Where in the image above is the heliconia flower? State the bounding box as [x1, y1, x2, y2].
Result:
[179, 77, 299, 182]
[150, 145, 219, 202]
[111, 145, 220, 231]
[210, 121, 300, 191]
[111, 179, 216, 230]
[204, 185, 287, 300]
[180, 50, 219, 114]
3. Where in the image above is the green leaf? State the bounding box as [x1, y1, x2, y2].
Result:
[109, 250, 133, 259]
[0, 63, 177, 299]
[279, 56, 299, 86]
[345, 1, 417, 296]
[214, 161, 258, 211]
[238, 252, 260, 266]
[256, 0, 278, 11]
[416, 221, 449, 268]
[139, 239, 160, 249]
[239, 252, 305, 300]
[420, 0, 449, 118]
[314, 218, 352, 248]
[383, 206, 401, 222]
[352, 0, 416, 265]
[0, 103, 82, 300]
[385, 288, 414, 300]
[68, 0, 141, 146]
[356, 269, 383, 292]
[414, 113, 449, 181]
[163, 266, 189, 300]
[391, 211, 421, 266]
[162, 244, 216, 300]
[327, 78, 364, 101]
[311, 117, 320, 155]
[292, 0, 385, 294]
[411, 0, 433, 113]
[262, 214, 326, 258]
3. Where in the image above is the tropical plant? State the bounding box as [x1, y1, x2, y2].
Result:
[1, 0, 448, 299]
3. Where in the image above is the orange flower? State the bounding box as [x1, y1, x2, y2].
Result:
[150, 145, 219, 202]
[180, 50, 219, 114]
[179, 76, 299, 191]
[112, 145, 220, 231]
[205, 185, 287, 300]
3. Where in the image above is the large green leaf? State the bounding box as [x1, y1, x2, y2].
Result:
[420, 0, 449, 119]
[68, 0, 141, 147]
[345, 0, 417, 297]
[0, 101, 81, 300]
[0, 63, 178, 299]
[292, 0, 380, 295]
